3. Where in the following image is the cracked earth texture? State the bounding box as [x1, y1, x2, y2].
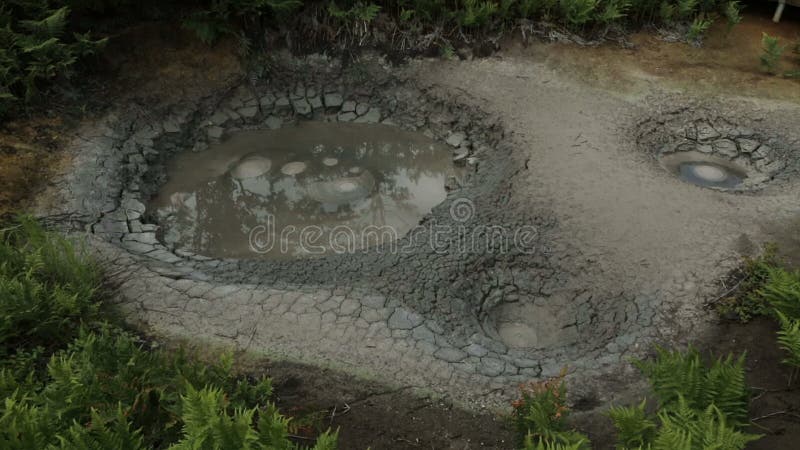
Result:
[37, 53, 800, 411]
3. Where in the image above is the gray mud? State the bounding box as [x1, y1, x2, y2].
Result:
[38, 53, 800, 411]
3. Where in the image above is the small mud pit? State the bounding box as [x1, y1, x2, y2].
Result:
[150, 122, 458, 259]
[661, 151, 748, 190]
[637, 110, 797, 192]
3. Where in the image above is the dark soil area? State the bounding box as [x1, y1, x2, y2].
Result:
[264, 362, 515, 449]
[705, 317, 800, 449]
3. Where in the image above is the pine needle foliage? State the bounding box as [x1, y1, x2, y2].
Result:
[633, 347, 749, 426]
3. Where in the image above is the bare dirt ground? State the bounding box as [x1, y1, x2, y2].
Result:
[4, 7, 800, 448]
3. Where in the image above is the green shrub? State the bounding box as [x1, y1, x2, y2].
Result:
[722, 0, 741, 34]
[511, 369, 590, 448]
[0, 1, 106, 116]
[182, 0, 303, 45]
[717, 245, 781, 322]
[761, 33, 785, 75]
[608, 400, 656, 449]
[649, 397, 759, 449]
[1, 325, 337, 449]
[0, 218, 337, 449]
[0, 216, 101, 355]
[776, 311, 800, 382]
[757, 266, 800, 319]
[633, 347, 748, 425]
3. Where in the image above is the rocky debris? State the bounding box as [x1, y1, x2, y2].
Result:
[324, 93, 343, 108]
[712, 139, 738, 158]
[446, 131, 467, 148]
[354, 108, 381, 124]
[206, 126, 224, 139]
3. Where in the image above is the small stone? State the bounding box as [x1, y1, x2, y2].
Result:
[237, 106, 259, 118]
[674, 141, 697, 153]
[712, 139, 738, 158]
[697, 143, 713, 154]
[446, 132, 466, 148]
[274, 96, 290, 110]
[209, 112, 229, 125]
[355, 103, 370, 115]
[324, 93, 343, 108]
[207, 126, 224, 139]
[281, 162, 307, 176]
[264, 116, 282, 130]
[737, 138, 760, 153]
[696, 121, 720, 141]
[453, 147, 469, 163]
[464, 343, 489, 357]
[163, 119, 180, 133]
[123, 232, 159, 245]
[121, 240, 154, 254]
[752, 145, 771, 160]
[479, 357, 506, 376]
[341, 100, 356, 113]
[308, 96, 323, 109]
[260, 94, 276, 108]
[122, 198, 145, 214]
[434, 348, 468, 363]
[353, 108, 381, 124]
[412, 326, 436, 344]
[388, 309, 424, 330]
[292, 99, 312, 117]
[338, 112, 357, 122]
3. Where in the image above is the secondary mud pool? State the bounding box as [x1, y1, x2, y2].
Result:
[38, 52, 800, 411]
[150, 123, 456, 259]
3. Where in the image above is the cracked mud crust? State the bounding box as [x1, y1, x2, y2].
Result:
[36, 52, 800, 411]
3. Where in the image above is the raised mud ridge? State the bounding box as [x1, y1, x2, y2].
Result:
[38, 55, 800, 409]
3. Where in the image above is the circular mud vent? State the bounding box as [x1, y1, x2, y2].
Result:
[660, 151, 748, 190]
[637, 111, 796, 192]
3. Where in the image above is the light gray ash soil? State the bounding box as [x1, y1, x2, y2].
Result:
[37, 52, 800, 413]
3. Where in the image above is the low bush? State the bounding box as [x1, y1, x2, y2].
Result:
[182, 0, 740, 53]
[0, 216, 101, 356]
[0, 217, 337, 449]
[0, 1, 106, 117]
[512, 347, 759, 449]
[511, 368, 590, 448]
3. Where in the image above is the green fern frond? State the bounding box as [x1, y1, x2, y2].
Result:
[776, 310, 800, 370]
[609, 399, 656, 449]
[19, 6, 69, 39]
[634, 347, 749, 425]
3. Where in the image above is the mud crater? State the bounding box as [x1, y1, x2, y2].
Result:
[637, 110, 797, 192]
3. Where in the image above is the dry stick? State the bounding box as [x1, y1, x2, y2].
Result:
[707, 277, 746, 307]
[751, 410, 800, 422]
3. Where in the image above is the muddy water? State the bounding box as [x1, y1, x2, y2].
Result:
[150, 122, 458, 259]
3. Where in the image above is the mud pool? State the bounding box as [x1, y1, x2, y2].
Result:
[39, 53, 800, 411]
[150, 123, 456, 259]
